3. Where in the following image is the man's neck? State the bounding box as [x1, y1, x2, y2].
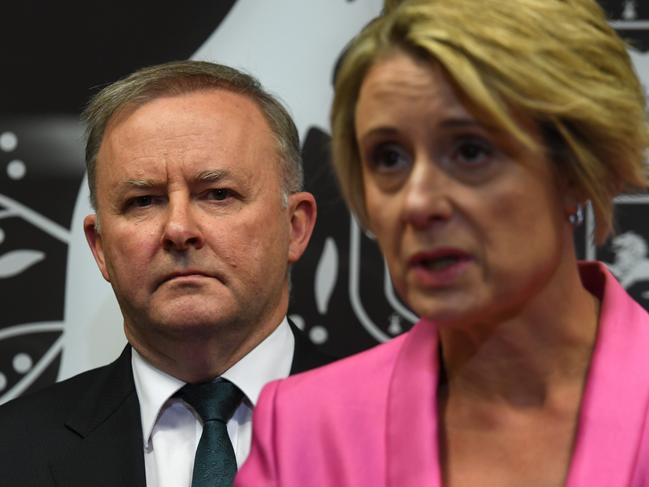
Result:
[125, 314, 287, 383]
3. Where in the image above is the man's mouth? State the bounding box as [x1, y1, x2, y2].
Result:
[157, 270, 214, 288]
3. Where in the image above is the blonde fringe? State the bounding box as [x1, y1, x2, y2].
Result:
[331, 0, 649, 244]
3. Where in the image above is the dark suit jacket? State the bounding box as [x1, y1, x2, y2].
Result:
[0, 321, 331, 487]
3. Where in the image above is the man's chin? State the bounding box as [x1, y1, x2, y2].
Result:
[151, 292, 234, 319]
[153, 314, 233, 334]
[135, 303, 239, 338]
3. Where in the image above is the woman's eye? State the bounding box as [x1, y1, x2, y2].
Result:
[453, 139, 493, 166]
[370, 143, 410, 172]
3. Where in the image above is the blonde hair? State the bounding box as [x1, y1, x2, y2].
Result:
[331, 0, 649, 243]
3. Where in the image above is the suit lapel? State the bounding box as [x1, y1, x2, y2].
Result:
[48, 321, 330, 486]
[50, 346, 146, 487]
[288, 319, 335, 375]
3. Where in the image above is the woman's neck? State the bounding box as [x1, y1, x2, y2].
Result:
[437, 262, 600, 410]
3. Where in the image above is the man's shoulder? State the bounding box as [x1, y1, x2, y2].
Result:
[289, 320, 337, 374]
[0, 347, 143, 487]
[0, 347, 130, 426]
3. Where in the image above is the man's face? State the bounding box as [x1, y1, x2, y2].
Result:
[84, 89, 314, 358]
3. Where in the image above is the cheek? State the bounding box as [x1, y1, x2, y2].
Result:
[216, 214, 289, 268]
[104, 226, 159, 273]
[365, 185, 418, 285]
[366, 207, 406, 287]
[368, 213, 400, 272]
[479, 182, 565, 285]
[365, 186, 398, 241]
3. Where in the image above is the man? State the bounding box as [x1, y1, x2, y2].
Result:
[0, 60, 326, 487]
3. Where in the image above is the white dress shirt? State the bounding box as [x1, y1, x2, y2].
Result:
[131, 318, 295, 487]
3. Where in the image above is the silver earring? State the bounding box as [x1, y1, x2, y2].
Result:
[568, 204, 584, 226]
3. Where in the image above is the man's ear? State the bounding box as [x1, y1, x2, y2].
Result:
[83, 214, 111, 282]
[286, 192, 317, 264]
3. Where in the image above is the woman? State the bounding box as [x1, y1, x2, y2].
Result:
[236, 0, 649, 485]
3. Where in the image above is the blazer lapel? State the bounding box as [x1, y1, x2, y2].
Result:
[50, 346, 146, 487]
[383, 264, 649, 486]
[565, 264, 649, 486]
[47, 321, 331, 486]
[386, 319, 443, 487]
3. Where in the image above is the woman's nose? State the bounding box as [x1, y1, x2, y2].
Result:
[401, 161, 453, 229]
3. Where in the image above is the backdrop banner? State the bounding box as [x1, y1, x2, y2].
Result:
[0, 0, 647, 404]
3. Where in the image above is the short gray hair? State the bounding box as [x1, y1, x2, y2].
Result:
[83, 60, 303, 209]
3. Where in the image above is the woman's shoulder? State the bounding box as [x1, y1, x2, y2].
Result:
[580, 260, 649, 327]
[267, 330, 411, 409]
[293, 330, 408, 380]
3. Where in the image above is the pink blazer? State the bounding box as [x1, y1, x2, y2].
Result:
[236, 262, 649, 486]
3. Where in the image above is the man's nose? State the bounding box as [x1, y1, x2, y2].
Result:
[161, 198, 205, 251]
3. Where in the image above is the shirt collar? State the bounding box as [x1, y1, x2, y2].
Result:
[221, 317, 294, 406]
[131, 317, 294, 444]
[131, 347, 185, 447]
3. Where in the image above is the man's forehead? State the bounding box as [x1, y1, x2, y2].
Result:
[107, 87, 267, 131]
[92, 88, 285, 204]
[119, 169, 234, 188]
[99, 95, 272, 156]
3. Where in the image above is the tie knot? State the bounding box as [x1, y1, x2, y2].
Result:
[177, 379, 243, 423]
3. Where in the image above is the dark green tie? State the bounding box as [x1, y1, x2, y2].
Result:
[177, 380, 243, 487]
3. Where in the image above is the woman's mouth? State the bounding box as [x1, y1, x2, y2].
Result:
[408, 249, 473, 286]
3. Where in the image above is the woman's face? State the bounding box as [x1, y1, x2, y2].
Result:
[355, 52, 574, 327]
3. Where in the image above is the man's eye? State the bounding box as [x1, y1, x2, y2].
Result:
[205, 188, 232, 201]
[369, 143, 411, 173]
[131, 195, 154, 208]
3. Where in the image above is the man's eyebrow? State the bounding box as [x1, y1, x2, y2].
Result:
[112, 179, 162, 204]
[196, 169, 231, 183]
[123, 179, 158, 189]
